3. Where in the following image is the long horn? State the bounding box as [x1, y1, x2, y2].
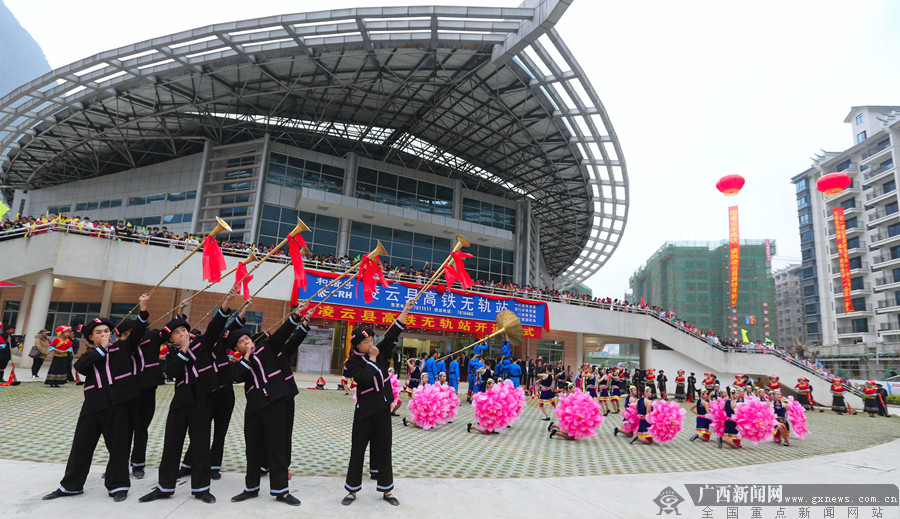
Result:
[438, 309, 522, 361]
[304, 240, 388, 303]
[115, 216, 232, 328]
[248, 246, 311, 299]
[149, 250, 260, 328]
[410, 234, 469, 305]
[198, 218, 309, 324]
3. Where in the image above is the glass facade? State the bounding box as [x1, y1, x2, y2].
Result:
[267, 153, 343, 194]
[536, 339, 565, 365]
[355, 166, 452, 216]
[2, 301, 19, 328]
[462, 198, 516, 232]
[258, 204, 339, 257]
[46, 301, 103, 333]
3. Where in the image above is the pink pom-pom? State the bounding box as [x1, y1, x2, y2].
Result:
[647, 400, 685, 444]
[473, 382, 520, 433]
[553, 390, 604, 440]
[735, 396, 777, 445]
[621, 402, 639, 434]
[408, 385, 445, 430]
[437, 383, 460, 424]
[786, 396, 809, 439]
[708, 399, 727, 438]
[390, 374, 402, 407]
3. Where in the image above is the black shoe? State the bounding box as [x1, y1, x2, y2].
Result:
[112, 490, 128, 502]
[467, 423, 472, 433]
[541, 417, 551, 421]
[276, 493, 301, 506]
[614, 427, 619, 437]
[604, 410, 610, 416]
[342, 492, 357, 506]
[630, 436, 638, 444]
[689, 434, 699, 442]
[717, 437, 723, 449]
[547, 421, 554, 432]
[231, 490, 259, 502]
[176, 466, 191, 478]
[402, 417, 408, 427]
[549, 430, 557, 439]
[210, 469, 221, 480]
[383, 493, 400, 506]
[76, 381, 84, 386]
[139, 488, 172, 503]
[194, 492, 216, 504]
[43, 489, 80, 500]
[132, 466, 145, 479]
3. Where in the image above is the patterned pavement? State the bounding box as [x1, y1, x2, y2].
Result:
[2, 382, 898, 479]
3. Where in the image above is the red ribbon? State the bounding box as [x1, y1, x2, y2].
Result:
[201, 235, 227, 282]
[357, 255, 389, 303]
[234, 262, 253, 295]
[288, 235, 308, 305]
[443, 251, 474, 289]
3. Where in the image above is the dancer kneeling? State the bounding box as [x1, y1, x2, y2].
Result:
[613, 385, 639, 438]
[549, 389, 604, 440]
[630, 386, 655, 445]
[403, 373, 459, 429]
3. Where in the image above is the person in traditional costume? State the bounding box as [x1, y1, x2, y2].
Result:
[830, 378, 850, 415]
[689, 389, 711, 442]
[793, 377, 815, 411]
[630, 386, 654, 444]
[674, 370, 686, 403]
[44, 325, 74, 387]
[719, 387, 741, 449]
[770, 389, 790, 446]
[862, 380, 881, 417]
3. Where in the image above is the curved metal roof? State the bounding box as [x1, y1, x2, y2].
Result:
[0, 0, 628, 288]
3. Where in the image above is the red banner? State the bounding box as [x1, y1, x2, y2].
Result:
[833, 207, 854, 313]
[308, 302, 544, 338]
[765, 238, 771, 263]
[728, 205, 740, 307]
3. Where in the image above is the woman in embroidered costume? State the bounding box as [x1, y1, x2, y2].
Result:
[630, 386, 654, 445]
[770, 390, 790, 446]
[674, 370, 686, 403]
[689, 389, 712, 442]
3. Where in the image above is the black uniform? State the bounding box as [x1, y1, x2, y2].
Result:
[344, 321, 406, 495]
[181, 315, 244, 475]
[151, 308, 229, 497]
[233, 315, 309, 496]
[130, 330, 165, 472]
[54, 313, 147, 497]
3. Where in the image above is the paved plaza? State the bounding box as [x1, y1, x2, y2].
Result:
[1, 379, 898, 518]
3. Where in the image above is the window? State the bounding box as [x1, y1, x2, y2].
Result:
[850, 277, 865, 290]
[845, 216, 857, 229]
[129, 194, 166, 206]
[806, 322, 819, 335]
[883, 180, 896, 194]
[801, 248, 815, 261]
[536, 339, 565, 365]
[355, 166, 452, 216]
[848, 256, 862, 270]
[835, 159, 852, 172]
[888, 222, 900, 238]
[800, 230, 814, 244]
[856, 113, 864, 125]
[258, 204, 339, 257]
[45, 301, 102, 334]
[850, 297, 867, 311]
[804, 303, 819, 315]
[795, 178, 809, 193]
[886, 201, 899, 216]
[857, 131, 867, 143]
[803, 284, 818, 297]
[846, 236, 860, 249]
[266, 153, 344, 194]
[167, 191, 197, 202]
[797, 195, 810, 209]
[840, 197, 856, 209]
[461, 198, 516, 232]
[47, 204, 70, 214]
[1, 301, 19, 328]
[798, 212, 811, 226]
[851, 318, 868, 333]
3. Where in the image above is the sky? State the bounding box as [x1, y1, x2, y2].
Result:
[5, 0, 900, 297]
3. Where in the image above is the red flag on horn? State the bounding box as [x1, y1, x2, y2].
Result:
[443, 251, 474, 289]
[201, 235, 227, 282]
[357, 255, 389, 303]
[234, 262, 253, 295]
[288, 235, 308, 305]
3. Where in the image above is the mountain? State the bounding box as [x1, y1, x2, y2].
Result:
[0, 1, 52, 98]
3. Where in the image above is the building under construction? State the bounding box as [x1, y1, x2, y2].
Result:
[630, 240, 778, 342]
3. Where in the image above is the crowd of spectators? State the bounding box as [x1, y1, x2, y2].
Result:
[0, 212, 848, 386]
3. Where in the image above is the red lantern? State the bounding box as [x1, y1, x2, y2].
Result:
[436, 283, 447, 294]
[716, 174, 745, 197]
[816, 172, 851, 197]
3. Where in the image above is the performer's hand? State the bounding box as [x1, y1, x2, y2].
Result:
[139, 293, 150, 312]
[398, 298, 415, 323]
[179, 299, 191, 309]
[222, 287, 238, 310]
[239, 298, 252, 318]
[368, 345, 380, 361]
[293, 300, 309, 317]
[99, 333, 110, 349]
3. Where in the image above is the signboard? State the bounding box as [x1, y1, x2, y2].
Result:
[299, 269, 549, 334]
[833, 207, 854, 313]
[296, 327, 333, 373]
[728, 205, 740, 307]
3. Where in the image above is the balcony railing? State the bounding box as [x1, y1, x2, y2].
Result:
[837, 326, 869, 334]
[874, 275, 900, 287]
[878, 322, 900, 331]
[837, 304, 872, 313]
[865, 184, 897, 200]
[830, 241, 866, 254]
[834, 283, 870, 294]
[872, 252, 900, 264]
[876, 298, 900, 309]
[867, 207, 900, 222]
[862, 140, 891, 161]
[870, 230, 900, 243]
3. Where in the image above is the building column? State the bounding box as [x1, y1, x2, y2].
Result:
[14, 285, 33, 335]
[640, 339, 652, 369]
[452, 179, 463, 220]
[337, 217, 351, 258]
[99, 280, 114, 317]
[343, 152, 358, 198]
[576, 333, 584, 366]
[248, 134, 270, 244]
[190, 140, 211, 235]
[19, 272, 53, 368]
